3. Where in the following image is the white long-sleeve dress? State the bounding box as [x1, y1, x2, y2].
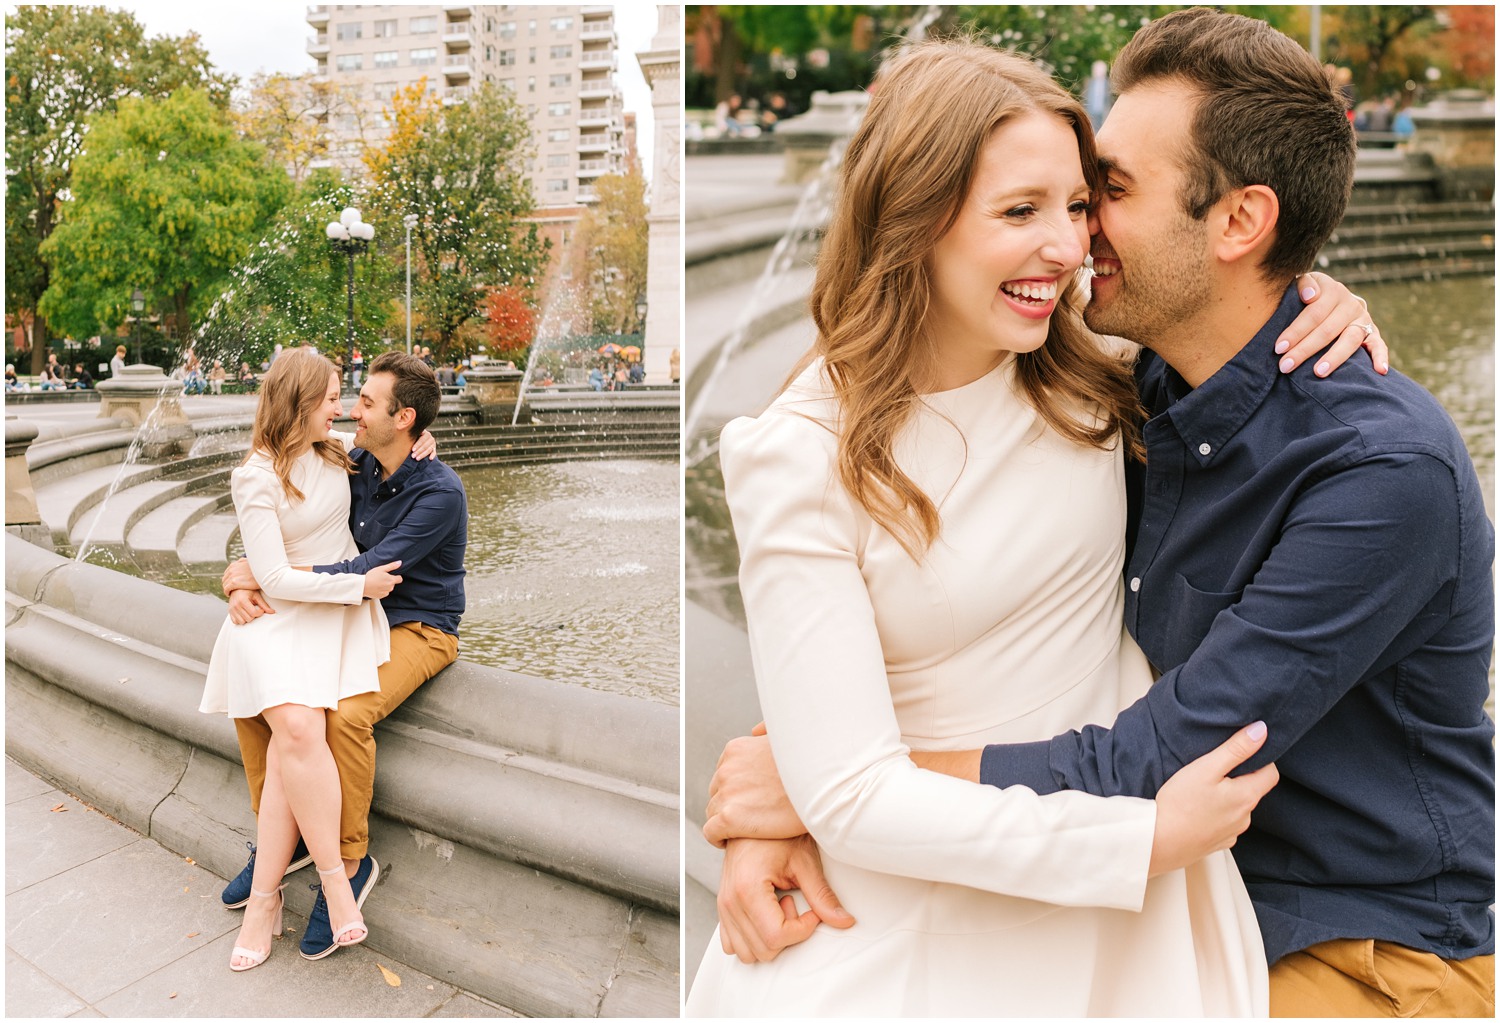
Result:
[200, 432, 388, 719]
[686, 359, 1266, 1017]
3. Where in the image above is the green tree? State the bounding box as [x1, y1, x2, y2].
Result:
[366, 81, 549, 361]
[194, 170, 398, 370]
[37, 88, 291, 352]
[5, 4, 232, 371]
[569, 166, 650, 335]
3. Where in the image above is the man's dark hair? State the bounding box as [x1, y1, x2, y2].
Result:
[368, 351, 441, 438]
[1113, 7, 1356, 281]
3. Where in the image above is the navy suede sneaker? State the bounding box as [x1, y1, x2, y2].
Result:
[220, 839, 314, 909]
[300, 854, 380, 960]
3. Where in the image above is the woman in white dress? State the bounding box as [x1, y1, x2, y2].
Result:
[687, 41, 1379, 1016]
[200, 347, 403, 972]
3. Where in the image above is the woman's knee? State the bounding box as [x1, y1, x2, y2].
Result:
[265, 704, 330, 752]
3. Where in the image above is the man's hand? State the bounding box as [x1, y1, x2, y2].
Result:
[704, 725, 807, 847]
[221, 557, 260, 597]
[227, 588, 275, 625]
[716, 836, 854, 963]
[1148, 721, 1279, 877]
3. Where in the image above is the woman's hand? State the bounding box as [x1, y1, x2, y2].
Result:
[362, 560, 403, 600]
[717, 835, 854, 964]
[1148, 721, 1280, 878]
[703, 726, 807, 848]
[1278, 272, 1389, 377]
[412, 429, 438, 460]
[227, 588, 276, 625]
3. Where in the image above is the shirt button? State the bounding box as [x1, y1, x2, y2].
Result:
[1198, 442, 1212, 456]
[1130, 577, 1141, 592]
[359, 521, 365, 527]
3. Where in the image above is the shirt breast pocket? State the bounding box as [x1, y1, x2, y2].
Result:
[1164, 573, 1242, 665]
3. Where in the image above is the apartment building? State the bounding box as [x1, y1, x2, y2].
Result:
[306, 5, 627, 208]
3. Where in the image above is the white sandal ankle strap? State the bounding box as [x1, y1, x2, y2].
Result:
[315, 863, 346, 878]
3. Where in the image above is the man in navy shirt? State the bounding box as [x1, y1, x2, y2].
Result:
[220, 351, 467, 959]
[704, 10, 1493, 1015]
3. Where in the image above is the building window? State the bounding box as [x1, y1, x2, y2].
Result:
[549, 73, 571, 88]
[410, 48, 437, 66]
[335, 22, 362, 42]
[527, 76, 535, 93]
[500, 78, 516, 92]
[335, 54, 363, 72]
[548, 101, 570, 117]
[550, 16, 574, 32]
[547, 153, 568, 167]
[528, 47, 536, 64]
[498, 49, 515, 66]
[499, 21, 516, 38]
[373, 19, 396, 38]
[485, 45, 494, 61]
[409, 16, 437, 34]
[548, 128, 569, 141]
[373, 50, 398, 69]
[527, 19, 536, 36]
[550, 44, 573, 59]
[373, 81, 398, 102]
[547, 179, 569, 192]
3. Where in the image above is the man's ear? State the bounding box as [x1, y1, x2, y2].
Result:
[1213, 184, 1279, 265]
[396, 406, 417, 434]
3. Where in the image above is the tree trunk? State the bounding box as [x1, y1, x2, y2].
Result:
[174, 288, 191, 350]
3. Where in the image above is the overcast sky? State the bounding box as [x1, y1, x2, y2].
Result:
[97, 2, 666, 178]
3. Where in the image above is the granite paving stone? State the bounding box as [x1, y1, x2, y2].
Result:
[6, 787, 138, 895]
[6, 948, 87, 1018]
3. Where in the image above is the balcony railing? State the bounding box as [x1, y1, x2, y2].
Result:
[578, 50, 615, 68]
[579, 80, 613, 96]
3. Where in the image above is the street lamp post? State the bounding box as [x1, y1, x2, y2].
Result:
[403, 213, 418, 355]
[130, 288, 145, 365]
[326, 207, 375, 358]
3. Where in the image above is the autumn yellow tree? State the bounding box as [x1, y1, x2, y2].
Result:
[568, 164, 650, 335]
[235, 72, 367, 186]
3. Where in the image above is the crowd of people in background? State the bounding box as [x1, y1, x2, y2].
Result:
[710, 91, 801, 138]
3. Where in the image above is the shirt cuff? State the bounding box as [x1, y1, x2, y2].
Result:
[979, 739, 1061, 794]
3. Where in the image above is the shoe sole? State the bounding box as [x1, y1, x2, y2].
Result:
[300, 857, 380, 961]
[222, 851, 316, 910]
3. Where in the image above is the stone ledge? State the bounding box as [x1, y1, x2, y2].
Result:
[5, 533, 679, 1016]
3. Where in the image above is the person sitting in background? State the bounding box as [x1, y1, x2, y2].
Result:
[39, 354, 66, 390]
[210, 359, 227, 395]
[588, 365, 604, 392]
[5, 364, 24, 391]
[238, 362, 258, 392]
[71, 363, 94, 389]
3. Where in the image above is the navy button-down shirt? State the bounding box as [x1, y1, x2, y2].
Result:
[314, 448, 467, 637]
[980, 285, 1494, 965]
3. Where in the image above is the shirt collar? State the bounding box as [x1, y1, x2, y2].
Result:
[1161, 283, 1303, 467]
[366, 451, 422, 493]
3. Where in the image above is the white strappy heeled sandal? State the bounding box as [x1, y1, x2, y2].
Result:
[229, 884, 284, 972]
[316, 863, 368, 949]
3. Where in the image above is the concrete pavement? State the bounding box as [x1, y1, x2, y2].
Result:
[5, 758, 520, 1018]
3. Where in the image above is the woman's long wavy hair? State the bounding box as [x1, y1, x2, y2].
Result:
[808, 39, 1145, 559]
[246, 346, 353, 502]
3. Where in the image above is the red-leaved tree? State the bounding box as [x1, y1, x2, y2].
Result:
[483, 284, 537, 365]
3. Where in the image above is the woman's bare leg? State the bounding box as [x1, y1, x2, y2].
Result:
[261, 703, 366, 943]
[230, 738, 297, 969]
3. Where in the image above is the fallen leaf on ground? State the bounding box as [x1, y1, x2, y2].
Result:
[377, 963, 401, 987]
[184, 857, 196, 865]
[186, 932, 199, 939]
[118, 677, 129, 684]
[49, 804, 67, 813]
[168, 992, 177, 999]
[182, 886, 189, 893]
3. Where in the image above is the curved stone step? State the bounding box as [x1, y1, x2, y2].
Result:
[126, 492, 234, 572]
[178, 510, 240, 570]
[33, 462, 160, 543]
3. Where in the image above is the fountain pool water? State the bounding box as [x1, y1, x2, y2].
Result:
[138, 453, 681, 706]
